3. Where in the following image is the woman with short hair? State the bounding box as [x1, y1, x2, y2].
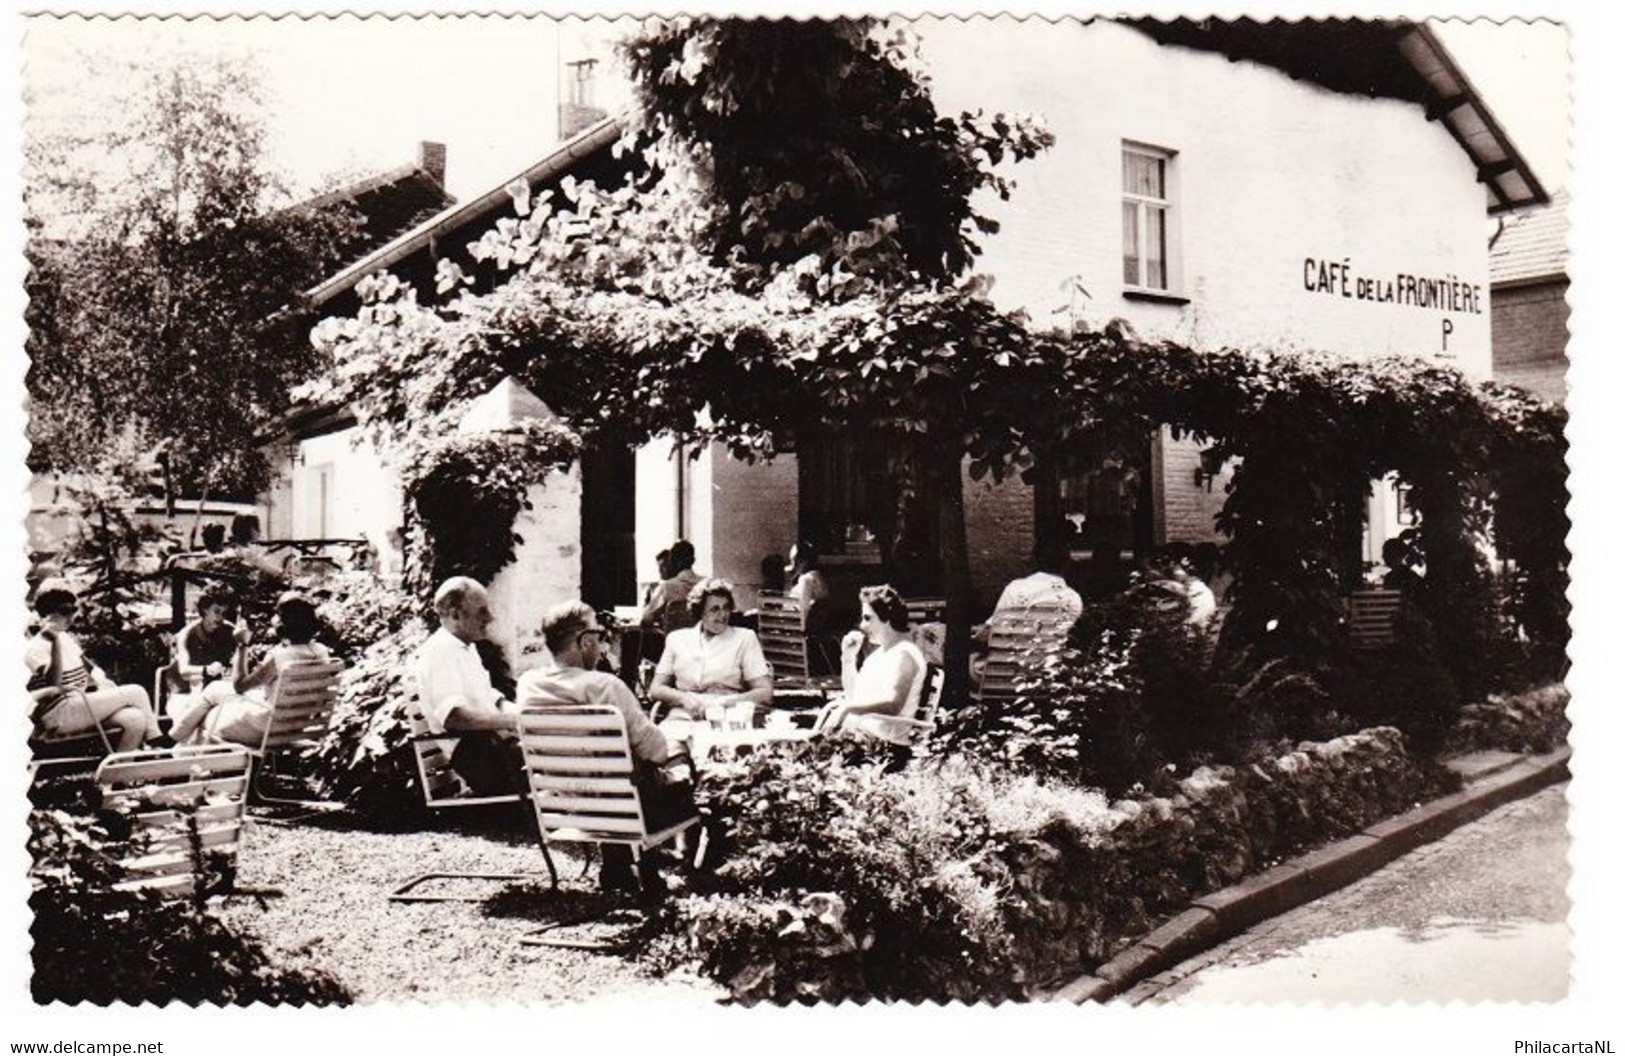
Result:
[647, 577, 774, 718]
[817, 584, 927, 738]
[26, 585, 161, 752]
[175, 592, 330, 747]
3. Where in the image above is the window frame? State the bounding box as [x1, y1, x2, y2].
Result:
[1121, 141, 1182, 297]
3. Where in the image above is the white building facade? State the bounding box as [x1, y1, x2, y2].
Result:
[276, 18, 1544, 650]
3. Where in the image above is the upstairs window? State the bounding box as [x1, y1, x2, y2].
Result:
[1122, 144, 1176, 293]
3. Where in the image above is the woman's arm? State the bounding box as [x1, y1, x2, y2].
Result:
[232, 652, 277, 694]
[717, 674, 773, 707]
[647, 669, 701, 714]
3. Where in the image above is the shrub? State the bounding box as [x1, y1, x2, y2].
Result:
[657, 725, 1449, 1002]
[934, 584, 1336, 794]
[1332, 602, 1461, 755]
[1447, 683, 1570, 756]
[29, 809, 349, 1005]
[309, 621, 431, 822]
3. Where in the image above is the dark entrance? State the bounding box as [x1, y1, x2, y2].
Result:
[580, 443, 637, 610]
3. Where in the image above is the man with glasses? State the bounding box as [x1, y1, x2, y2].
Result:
[415, 577, 525, 796]
[518, 600, 695, 896]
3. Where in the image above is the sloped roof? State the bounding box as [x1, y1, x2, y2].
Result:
[303, 160, 456, 272]
[1122, 17, 1547, 214]
[1489, 188, 1569, 287]
[302, 118, 623, 309]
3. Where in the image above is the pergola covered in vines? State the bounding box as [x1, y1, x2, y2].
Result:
[311, 18, 1567, 704]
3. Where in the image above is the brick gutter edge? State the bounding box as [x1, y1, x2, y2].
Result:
[1047, 744, 1572, 1004]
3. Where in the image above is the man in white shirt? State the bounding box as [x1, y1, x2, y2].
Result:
[415, 577, 524, 797]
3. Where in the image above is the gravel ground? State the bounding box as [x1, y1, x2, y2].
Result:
[217, 806, 727, 1004]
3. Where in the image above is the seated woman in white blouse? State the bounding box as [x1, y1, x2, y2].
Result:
[816, 584, 926, 739]
[648, 579, 773, 724]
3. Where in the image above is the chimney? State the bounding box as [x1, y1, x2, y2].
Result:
[417, 141, 447, 187]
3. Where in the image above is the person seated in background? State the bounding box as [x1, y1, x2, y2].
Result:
[1381, 537, 1425, 594]
[759, 553, 788, 596]
[414, 577, 525, 797]
[647, 579, 773, 729]
[816, 584, 926, 739]
[518, 601, 694, 896]
[228, 513, 291, 577]
[175, 592, 329, 747]
[200, 522, 227, 554]
[165, 587, 252, 737]
[785, 541, 830, 621]
[26, 584, 163, 752]
[640, 539, 702, 635]
[991, 537, 1084, 620]
[972, 537, 1084, 674]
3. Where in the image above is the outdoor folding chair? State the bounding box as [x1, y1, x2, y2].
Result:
[514, 704, 699, 947]
[756, 594, 840, 697]
[94, 744, 253, 898]
[903, 596, 947, 626]
[389, 698, 551, 904]
[856, 663, 946, 748]
[973, 608, 1075, 707]
[1346, 588, 1404, 649]
[205, 658, 344, 811]
[29, 691, 119, 778]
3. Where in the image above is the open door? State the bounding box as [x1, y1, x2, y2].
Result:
[580, 443, 637, 610]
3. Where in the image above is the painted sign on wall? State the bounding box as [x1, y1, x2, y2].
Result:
[1303, 256, 1483, 354]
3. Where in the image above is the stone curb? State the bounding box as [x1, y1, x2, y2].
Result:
[1047, 744, 1571, 1005]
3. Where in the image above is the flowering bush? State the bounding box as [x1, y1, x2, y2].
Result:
[656, 725, 1446, 1001]
[29, 809, 348, 1005]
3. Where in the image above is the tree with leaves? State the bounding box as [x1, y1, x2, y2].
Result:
[317, 17, 1053, 702]
[26, 57, 358, 505]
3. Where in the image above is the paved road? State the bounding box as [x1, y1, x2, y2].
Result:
[1129, 783, 1570, 1004]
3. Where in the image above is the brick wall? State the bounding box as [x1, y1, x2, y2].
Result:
[1491, 279, 1569, 405]
[1154, 430, 1232, 544]
[963, 466, 1035, 610]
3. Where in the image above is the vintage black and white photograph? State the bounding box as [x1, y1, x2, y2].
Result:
[9, 1, 1602, 1035]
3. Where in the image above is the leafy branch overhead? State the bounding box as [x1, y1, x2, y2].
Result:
[621, 18, 1053, 288]
[313, 17, 1566, 691]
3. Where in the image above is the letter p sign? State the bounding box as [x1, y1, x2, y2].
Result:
[1441, 318, 1454, 354]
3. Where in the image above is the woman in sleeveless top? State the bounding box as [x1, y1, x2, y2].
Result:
[817, 584, 925, 738]
[177, 593, 329, 747]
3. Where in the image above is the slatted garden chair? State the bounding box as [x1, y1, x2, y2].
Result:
[389, 698, 552, 904]
[206, 658, 344, 809]
[29, 693, 118, 777]
[756, 593, 840, 697]
[851, 663, 946, 748]
[94, 744, 252, 897]
[514, 704, 699, 947]
[1347, 588, 1404, 649]
[973, 608, 1076, 707]
[903, 596, 947, 626]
